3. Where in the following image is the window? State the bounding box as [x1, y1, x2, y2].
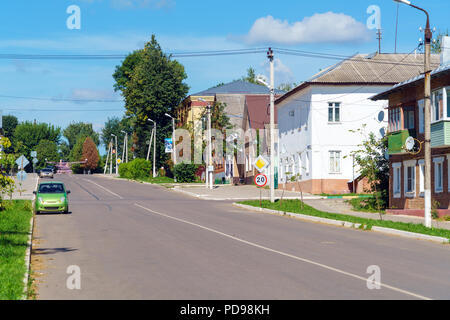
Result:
[393, 163, 402, 198]
[329, 151, 341, 173]
[305, 152, 310, 175]
[448, 155, 450, 192]
[328, 102, 340, 122]
[432, 89, 444, 122]
[403, 107, 415, 130]
[389, 107, 401, 132]
[434, 157, 444, 193]
[418, 160, 425, 196]
[404, 161, 416, 195]
[418, 100, 424, 134]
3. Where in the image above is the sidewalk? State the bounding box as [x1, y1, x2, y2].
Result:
[172, 184, 323, 201]
[10, 173, 39, 200]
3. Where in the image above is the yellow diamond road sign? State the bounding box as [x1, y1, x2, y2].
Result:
[253, 155, 270, 173]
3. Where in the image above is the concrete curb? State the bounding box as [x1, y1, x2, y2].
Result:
[233, 203, 450, 244]
[172, 188, 325, 201]
[22, 176, 39, 300]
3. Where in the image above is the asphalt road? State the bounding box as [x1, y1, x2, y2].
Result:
[33, 174, 450, 300]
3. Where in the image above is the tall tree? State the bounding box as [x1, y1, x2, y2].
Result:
[63, 122, 100, 150]
[35, 139, 59, 169]
[82, 137, 100, 171]
[2, 115, 18, 140]
[115, 35, 189, 166]
[13, 121, 61, 168]
[69, 135, 87, 163]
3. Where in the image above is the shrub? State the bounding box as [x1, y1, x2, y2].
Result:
[118, 162, 129, 178]
[173, 163, 197, 183]
[126, 158, 152, 180]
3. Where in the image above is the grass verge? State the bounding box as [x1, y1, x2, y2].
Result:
[346, 198, 385, 214]
[0, 200, 33, 300]
[239, 199, 450, 241]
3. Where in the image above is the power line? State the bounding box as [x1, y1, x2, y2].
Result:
[0, 93, 123, 103]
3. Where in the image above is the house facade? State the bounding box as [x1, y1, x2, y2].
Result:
[276, 53, 440, 194]
[176, 80, 284, 184]
[372, 53, 450, 216]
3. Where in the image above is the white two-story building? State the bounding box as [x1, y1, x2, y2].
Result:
[276, 53, 439, 194]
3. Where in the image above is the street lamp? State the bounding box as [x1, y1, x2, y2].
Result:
[121, 130, 128, 163]
[165, 113, 177, 183]
[198, 98, 213, 190]
[256, 48, 276, 203]
[394, 0, 433, 227]
[111, 134, 118, 175]
[148, 119, 157, 178]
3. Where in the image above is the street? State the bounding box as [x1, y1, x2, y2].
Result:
[33, 174, 450, 300]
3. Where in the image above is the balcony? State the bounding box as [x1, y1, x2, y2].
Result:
[388, 129, 416, 155]
[431, 120, 450, 148]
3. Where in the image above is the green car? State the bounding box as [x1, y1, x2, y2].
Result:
[34, 181, 70, 214]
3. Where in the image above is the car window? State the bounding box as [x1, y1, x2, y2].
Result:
[39, 184, 65, 194]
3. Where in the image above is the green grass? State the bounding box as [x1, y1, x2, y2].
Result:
[0, 200, 33, 300]
[347, 198, 385, 213]
[239, 199, 450, 241]
[320, 193, 372, 197]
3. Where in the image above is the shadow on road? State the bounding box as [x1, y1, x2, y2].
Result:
[32, 247, 78, 255]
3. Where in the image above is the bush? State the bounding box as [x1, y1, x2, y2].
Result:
[120, 158, 151, 180]
[173, 163, 197, 183]
[118, 162, 129, 178]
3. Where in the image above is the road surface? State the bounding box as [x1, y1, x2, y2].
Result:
[33, 174, 450, 300]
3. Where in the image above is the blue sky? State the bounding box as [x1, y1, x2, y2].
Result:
[0, 0, 448, 147]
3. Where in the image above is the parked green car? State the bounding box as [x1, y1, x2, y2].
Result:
[34, 181, 70, 214]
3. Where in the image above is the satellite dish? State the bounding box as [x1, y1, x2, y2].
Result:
[377, 111, 385, 122]
[405, 136, 415, 151]
[379, 127, 386, 137]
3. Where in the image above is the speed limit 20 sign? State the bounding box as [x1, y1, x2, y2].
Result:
[254, 174, 268, 187]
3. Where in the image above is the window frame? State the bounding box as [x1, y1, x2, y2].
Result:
[328, 102, 341, 123]
[403, 160, 416, 197]
[329, 150, 341, 174]
[433, 157, 444, 193]
[418, 159, 425, 197]
[431, 87, 449, 123]
[393, 163, 402, 198]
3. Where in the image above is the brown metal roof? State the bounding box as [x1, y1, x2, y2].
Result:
[276, 53, 440, 104]
[245, 95, 279, 129]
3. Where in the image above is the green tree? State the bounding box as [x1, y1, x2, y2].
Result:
[35, 139, 59, 169]
[59, 141, 71, 160]
[242, 67, 258, 84]
[116, 35, 189, 166]
[348, 125, 389, 216]
[63, 122, 100, 150]
[113, 50, 144, 93]
[0, 137, 16, 205]
[69, 135, 87, 163]
[101, 116, 133, 157]
[13, 121, 61, 170]
[2, 115, 18, 140]
[432, 30, 449, 54]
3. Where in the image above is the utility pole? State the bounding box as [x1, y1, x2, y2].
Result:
[109, 140, 113, 175]
[148, 119, 157, 178]
[207, 104, 213, 190]
[111, 134, 118, 175]
[377, 29, 382, 53]
[121, 130, 128, 163]
[394, 0, 433, 227]
[268, 47, 275, 203]
[165, 113, 177, 182]
[104, 141, 110, 174]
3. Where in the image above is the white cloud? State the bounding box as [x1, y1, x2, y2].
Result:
[244, 12, 371, 45]
[68, 88, 120, 104]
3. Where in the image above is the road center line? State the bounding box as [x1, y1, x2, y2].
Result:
[83, 179, 123, 199]
[134, 203, 431, 300]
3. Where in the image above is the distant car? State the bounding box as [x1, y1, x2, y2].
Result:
[46, 166, 57, 174]
[39, 168, 54, 179]
[34, 181, 70, 214]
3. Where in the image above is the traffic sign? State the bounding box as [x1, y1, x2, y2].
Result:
[31, 151, 37, 158]
[15, 155, 29, 169]
[117, 159, 122, 164]
[17, 170, 27, 182]
[32, 158, 38, 164]
[254, 173, 268, 187]
[253, 155, 270, 173]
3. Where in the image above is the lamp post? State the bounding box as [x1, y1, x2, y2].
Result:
[121, 130, 128, 163]
[111, 134, 118, 175]
[394, 0, 433, 227]
[148, 119, 157, 178]
[256, 48, 276, 203]
[198, 98, 213, 189]
[165, 113, 177, 183]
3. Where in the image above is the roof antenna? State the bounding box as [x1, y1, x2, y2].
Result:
[377, 29, 382, 54]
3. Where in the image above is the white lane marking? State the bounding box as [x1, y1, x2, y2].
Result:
[83, 179, 123, 199]
[134, 203, 432, 300]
